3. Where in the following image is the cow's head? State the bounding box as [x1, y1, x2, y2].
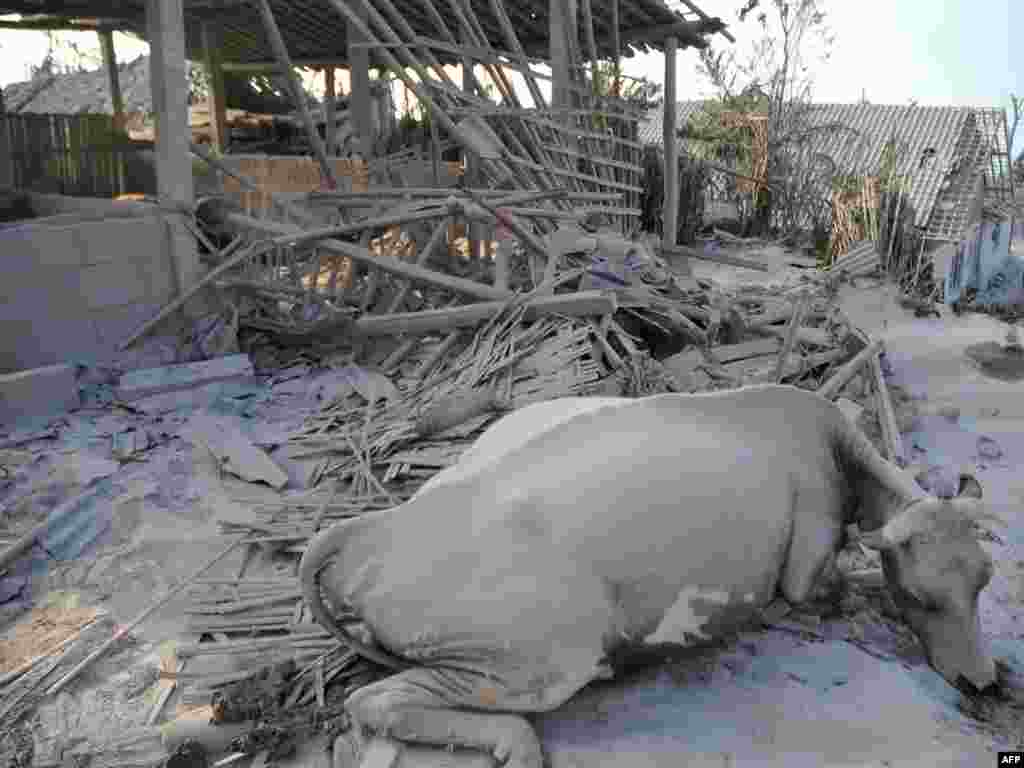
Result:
[859, 471, 1003, 693]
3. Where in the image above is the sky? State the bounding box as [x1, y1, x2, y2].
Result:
[0, 0, 1019, 154]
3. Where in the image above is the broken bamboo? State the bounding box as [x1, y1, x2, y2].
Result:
[226, 212, 513, 302]
[46, 537, 245, 696]
[817, 337, 884, 400]
[256, 0, 337, 189]
[869, 350, 905, 465]
[774, 295, 808, 383]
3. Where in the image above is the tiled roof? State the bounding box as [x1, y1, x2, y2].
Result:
[2, 56, 299, 117]
[3, 56, 154, 115]
[639, 101, 1010, 239]
[638, 100, 708, 146]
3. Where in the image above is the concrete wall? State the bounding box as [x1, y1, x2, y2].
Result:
[0, 199, 186, 373]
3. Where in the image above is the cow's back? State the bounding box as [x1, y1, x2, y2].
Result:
[341, 386, 846, 701]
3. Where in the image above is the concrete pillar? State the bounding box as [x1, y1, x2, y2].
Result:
[98, 30, 125, 133]
[146, 0, 204, 316]
[201, 22, 228, 154]
[324, 66, 337, 157]
[348, 0, 374, 160]
[662, 36, 682, 263]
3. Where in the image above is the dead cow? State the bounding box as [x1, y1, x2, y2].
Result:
[300, 384, 1001, 768]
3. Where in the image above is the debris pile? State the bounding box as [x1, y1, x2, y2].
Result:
[136, 184, 919, 762]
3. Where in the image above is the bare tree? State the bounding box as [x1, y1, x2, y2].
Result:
[1009, 94, 1023, 186]
[1009, 94, 1022, 150]
[691, 0, 837, 236]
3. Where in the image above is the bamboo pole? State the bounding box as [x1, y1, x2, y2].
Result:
[46, 537, 245, 696]
[255, 0, 337, 190]
[817, 337, 884, 400]
[190, 142, 316, 225]
[773, 294, 808, 383]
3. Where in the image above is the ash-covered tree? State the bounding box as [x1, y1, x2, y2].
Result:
[1009, 95, 1023, 186]
[687, 0, 839, 237]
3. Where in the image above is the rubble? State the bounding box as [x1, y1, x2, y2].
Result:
[0, 364, 80, 430]
[1, 2, 1020, 764]
[0, 150, 946, 766]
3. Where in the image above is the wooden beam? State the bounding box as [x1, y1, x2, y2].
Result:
[201, 22, 228, 154]
[549, 0, 572, 116]
[662, 36, 680, 260]
[255, 0, 337, 189]
[323, 66, 337, 157]
[662, 244, 769, 272]
[226, 212, 513, 302]
[347, 0, 374, 160]
[354, 291, 617, 336]
[676, 0, 736, 43]
[0, 20, 130, 32]
[611, 0, 621, 93]
[97, 30, 124, 133]
[222, 58, 348, 73]
[619, 19, 726, 47]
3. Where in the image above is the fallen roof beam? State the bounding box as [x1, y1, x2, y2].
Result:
[676, 0, 735, 43]
[0, 19, 131, 31]
[222, 58, 349, 73]
[616, 18, 727, 48]
[354, 291, 618, 336]
[226, 213, 514, 303]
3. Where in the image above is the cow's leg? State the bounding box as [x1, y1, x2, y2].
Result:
[345, 668, 544, 768]
[779, 486, 843, 605]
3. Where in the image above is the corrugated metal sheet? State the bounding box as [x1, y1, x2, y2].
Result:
[639, 101, 1001, 238]
[804, 103, 971, 232]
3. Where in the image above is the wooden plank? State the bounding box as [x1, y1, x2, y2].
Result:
[354, 291, 618, 336]
[712, 337, 780, 364]
[115, 354, 255, 400]
[662, 244, 770, 272]
[255, 0, 336, 188]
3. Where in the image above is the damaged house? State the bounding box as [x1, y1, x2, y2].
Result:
[641, 100, 1016, 277]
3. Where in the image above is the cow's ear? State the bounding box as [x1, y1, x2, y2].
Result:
[957, 473, 983, 500]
